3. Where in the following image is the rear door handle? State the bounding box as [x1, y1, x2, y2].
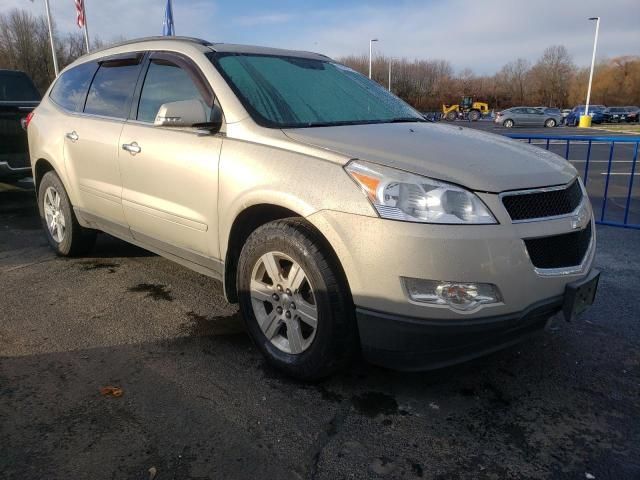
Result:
[65, 131, 79, 142]
[122, 142, 141, 155]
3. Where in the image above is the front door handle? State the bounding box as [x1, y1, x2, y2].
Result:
[65, 131, 79, 142]
[122, 142, 141, 155]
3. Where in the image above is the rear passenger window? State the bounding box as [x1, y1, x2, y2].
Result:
[137, 60, 209, 123]
[50, 62, 97, 111]
[84, 62, 141, 118]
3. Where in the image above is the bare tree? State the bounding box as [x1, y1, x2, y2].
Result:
[0, 8, 93, 92]
[497, 58, 530, 105]
[529, 45, 574, 107]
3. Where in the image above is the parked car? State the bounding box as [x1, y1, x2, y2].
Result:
[536, 106, 562, 116]
[0, 69, 40, 181]
[494, 107, 562, 128]
[27, 37, 599, 379]
[601, 106, 639, 123]
[565, 105, 606, 126]
[626, 106, 640, 123]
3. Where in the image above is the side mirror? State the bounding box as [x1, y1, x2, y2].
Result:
[193, 103, 223, 134]
[154, 99, 209, 127]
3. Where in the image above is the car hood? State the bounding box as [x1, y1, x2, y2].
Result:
[282, 122, 576, 192]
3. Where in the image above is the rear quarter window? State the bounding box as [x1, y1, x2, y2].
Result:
[50, 62, 98, 111]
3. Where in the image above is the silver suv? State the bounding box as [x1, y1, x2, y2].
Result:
[27, 37, 599, 379]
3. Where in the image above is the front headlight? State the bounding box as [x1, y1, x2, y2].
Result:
[345, 160, 496, 224]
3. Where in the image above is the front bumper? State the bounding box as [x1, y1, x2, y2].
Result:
[356, 295, 564, 370]
[307, 203, 595, 321]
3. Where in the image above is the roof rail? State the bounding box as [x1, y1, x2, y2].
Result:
[88, 36, 213, 54]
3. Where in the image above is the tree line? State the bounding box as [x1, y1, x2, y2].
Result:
[340, 47, 640, 111]
[1, 8, 638, 111]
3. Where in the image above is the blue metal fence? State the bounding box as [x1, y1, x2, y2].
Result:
[506, 134, 640, 229]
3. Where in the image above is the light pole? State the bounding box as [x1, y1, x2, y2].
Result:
[369, 38, 378, 79]
[581, 16, 600, 127]
[388, 60, 392, 91]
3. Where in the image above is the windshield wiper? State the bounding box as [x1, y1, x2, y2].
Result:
[386, 117, 427, 123]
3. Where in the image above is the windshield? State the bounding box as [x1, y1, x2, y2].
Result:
[208, 53, 423, 128]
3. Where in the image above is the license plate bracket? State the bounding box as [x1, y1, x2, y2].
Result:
[563, 269, 600, 322]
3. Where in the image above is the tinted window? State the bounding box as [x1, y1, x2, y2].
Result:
[512, 108, 527, 114]
[527, 108, 543, 114]
[137, 60, 209, 123]
[210, 53, 422, 128]
[84, 62, 140, 118]
[50, 63, 97, 111]
[0, 71, 40, 101]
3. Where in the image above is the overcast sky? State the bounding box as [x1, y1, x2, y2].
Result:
[2, 0, 639, 74]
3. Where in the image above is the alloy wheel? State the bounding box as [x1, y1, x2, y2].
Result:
[43, 186, 66, 243]
[249, 251, 318, 354]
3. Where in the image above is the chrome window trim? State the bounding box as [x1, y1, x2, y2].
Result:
[499, 178, 585, 224]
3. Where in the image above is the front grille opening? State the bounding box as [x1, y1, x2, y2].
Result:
[503, 180, 583, 221]
[524, 222, 592, 269]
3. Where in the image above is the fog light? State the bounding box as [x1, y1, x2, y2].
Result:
[402, 278, 502, 311]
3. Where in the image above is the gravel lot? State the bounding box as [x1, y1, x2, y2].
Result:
[1, 182, 639, 480]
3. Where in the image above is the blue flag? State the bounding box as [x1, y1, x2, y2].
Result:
[162, 0, 175, 36]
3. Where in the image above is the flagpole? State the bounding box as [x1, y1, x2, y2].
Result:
[82, 2, 90, 53]
[169, 0, 175, 35]
[43, 0, 59, 76]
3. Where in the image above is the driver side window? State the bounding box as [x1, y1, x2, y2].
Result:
[137, 59, 210, 123]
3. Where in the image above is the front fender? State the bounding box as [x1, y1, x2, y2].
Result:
[217, 137, 375, 260]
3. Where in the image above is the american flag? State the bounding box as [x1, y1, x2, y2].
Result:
[75, 0, 86, 28]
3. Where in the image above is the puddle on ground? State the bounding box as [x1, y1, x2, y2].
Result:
[79, 261, 119, 273]
[127, 283, 173, 301]
[352, 391, 404, 417]
[179, 310, 245, 337]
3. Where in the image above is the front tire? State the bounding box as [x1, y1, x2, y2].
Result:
[544, 118, 557, 128]
[237, 218, 356, 380]
[468, 110, 481, 121]
[38, 171, 96, 256]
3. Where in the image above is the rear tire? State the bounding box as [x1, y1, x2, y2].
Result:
[544, 118, 557, 128]
[503, 119, 515, 128]
[468, 110, 481, 121]
[237, 218, 356, 380]
[38, 171, 96, 256]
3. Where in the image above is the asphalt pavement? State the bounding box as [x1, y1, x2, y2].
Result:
[1, 181, 639, 480]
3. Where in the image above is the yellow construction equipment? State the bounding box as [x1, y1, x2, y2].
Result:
[442, 96, 490, 121]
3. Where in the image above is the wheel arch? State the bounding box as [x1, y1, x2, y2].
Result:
[223, 204, 350, 305]
[33, 158, 57, 195]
